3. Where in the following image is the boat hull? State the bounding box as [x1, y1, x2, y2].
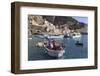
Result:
[46, 35, 64, 39]
[72, 35, 81, 38]
[45, 48, 65, 58]
[71, 33, 81, 39]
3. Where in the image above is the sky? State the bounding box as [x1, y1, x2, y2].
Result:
[72, 16, 88, 24]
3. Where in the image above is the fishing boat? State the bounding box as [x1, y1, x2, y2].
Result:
[64, 33, 71, 38]
[44, 40, 65, 58]
[45, 47, 65, 58]
[35, 34, 44, 38]
[71, 32, 81, 38]
[75, 41, 83, 47]
[44, 34, 64, 39]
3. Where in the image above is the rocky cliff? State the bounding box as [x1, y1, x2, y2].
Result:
[28, 15, 87, 35]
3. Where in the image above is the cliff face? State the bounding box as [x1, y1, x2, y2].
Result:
[28, 15, 87, 35]
[43, 16, 78, 26]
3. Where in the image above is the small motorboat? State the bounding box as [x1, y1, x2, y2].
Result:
[75, 41, 83, 47]
[71, 32, 81, 39]
[64, 33, 71, 38]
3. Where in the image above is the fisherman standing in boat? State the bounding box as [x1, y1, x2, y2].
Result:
[46, 39, 57, 50]
[45, 37, 63, 51]
[52, 40, 56, 50]
[46, 39, 53, 49]
[51, 40, 63, 50]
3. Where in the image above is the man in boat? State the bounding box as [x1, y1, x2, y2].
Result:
[46, 39, 53, 49]
[51, 40, 63, 51]
[45, 38, 63, 51]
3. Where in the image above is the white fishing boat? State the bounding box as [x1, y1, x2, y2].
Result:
[35, 34, 44, 38]
[45, 47, 65, 57]
[34, 33, 64, 39]
[44, 40, 65, 58]
[71, 32, 81, 38]
[44, 34, 64, 39]
[64, 33, 71, 38]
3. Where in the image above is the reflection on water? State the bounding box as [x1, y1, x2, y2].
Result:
[28, 35, 88, 61]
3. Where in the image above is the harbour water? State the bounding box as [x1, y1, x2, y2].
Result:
[28, 35, 88, 61]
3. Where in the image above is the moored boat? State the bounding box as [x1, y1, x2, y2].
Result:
[64, 33, 71, 38]
[71, 32, 81, 38]
[75, 41, 83, 47]
[44, 34, 64, 39]
[35, 34, 44, 38]
[44, 40, 65, 57]
[45, 47, 65, 58]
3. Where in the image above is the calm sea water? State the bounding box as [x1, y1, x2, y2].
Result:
[28, 35, 88, 61]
